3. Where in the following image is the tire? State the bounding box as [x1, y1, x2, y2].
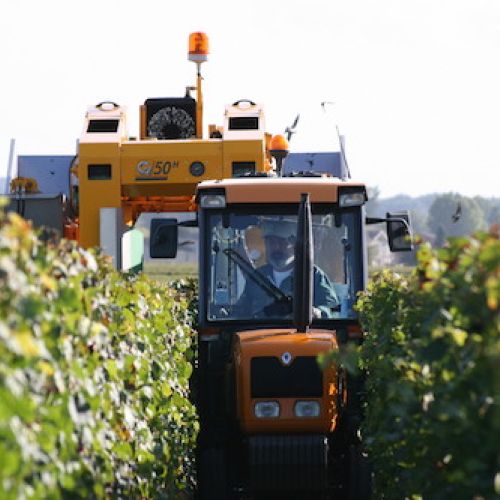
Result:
[348, 445, 372, 500]
[197, 447, 231, 500]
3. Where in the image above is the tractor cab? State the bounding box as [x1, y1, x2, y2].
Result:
[198, 181, 365, 326]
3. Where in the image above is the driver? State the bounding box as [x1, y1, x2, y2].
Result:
[236, 219, 339, 318]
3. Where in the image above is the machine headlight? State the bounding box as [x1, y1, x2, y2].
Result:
[254, 401, 280, 418]
[199, 193, 226, 208]
[338, 187, 367, 207]
[294, 401, 320, 418]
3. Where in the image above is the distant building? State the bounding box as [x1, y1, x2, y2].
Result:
[17, 155, 74, 198]
[366, 227, 393, 268]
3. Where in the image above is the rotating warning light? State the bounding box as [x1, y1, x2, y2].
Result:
[269, 135, 289, 177]
[188, 32, 209, 63]
[270, 134, 289, 152]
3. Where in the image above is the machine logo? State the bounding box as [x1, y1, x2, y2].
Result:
[281, 352, 293, 366]
[135, 160, 179, 180]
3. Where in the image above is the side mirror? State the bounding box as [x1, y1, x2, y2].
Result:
[386, 211, 413, 252]
[150, 218, 178, 258]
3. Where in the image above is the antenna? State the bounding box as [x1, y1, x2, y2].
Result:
[5, 138, 15, 194]
[337, 126, 351, 179]
[321, 101, 351, 179]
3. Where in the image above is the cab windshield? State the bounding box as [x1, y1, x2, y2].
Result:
[205, 205, 363, 323]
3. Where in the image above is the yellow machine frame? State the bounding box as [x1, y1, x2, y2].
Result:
[76, 33, 274, 248]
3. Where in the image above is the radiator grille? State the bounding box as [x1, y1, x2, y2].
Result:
[251, 356, 323, 398]
[249, 434, 329, 492]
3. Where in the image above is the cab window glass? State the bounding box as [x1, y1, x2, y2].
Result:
[206, 207, 361, 322]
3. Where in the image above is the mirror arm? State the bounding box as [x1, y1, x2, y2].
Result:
[365, 216, 385, 225]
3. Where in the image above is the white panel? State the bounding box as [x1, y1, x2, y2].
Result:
[100, 207, 125, 269]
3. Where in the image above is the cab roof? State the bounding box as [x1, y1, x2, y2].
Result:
[197, 176, 367, 204]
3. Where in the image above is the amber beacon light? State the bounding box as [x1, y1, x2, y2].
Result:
[270, 134, 289, 152]
[188, 32, 209, 63]
[269, 134, 290, 177]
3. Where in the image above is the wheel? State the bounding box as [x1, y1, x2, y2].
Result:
[197, 447, 231, 500]
[348, 444, 372, 500]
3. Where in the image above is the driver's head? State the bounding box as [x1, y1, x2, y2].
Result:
[261, 220, 296, 271]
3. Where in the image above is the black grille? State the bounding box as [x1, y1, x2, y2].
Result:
[249, 435, 328, 492]
[251, 356, 323, 398]
[144, 97, 196, 139]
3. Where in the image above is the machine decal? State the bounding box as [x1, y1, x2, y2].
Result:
[135, 160, 179, 180]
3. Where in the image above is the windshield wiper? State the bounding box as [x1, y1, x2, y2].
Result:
[223, 248, 291, 304]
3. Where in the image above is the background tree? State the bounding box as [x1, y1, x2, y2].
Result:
[427, 193, 486, 240]
[435, 224, 446, 247]
[473, 195, 492, 218]
[486, 203, 500, 226]
[365, 185, 381, 217]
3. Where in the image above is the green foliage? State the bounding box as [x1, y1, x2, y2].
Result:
[355, 230, 499, 498]
[0, 209, 198, 498]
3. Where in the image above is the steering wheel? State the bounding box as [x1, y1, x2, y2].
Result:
[223, 248, 289, 303]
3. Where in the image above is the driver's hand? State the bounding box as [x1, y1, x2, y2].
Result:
[313, 307, 322, 319]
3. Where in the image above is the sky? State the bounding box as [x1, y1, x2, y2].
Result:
[0, 0, 499, 199]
